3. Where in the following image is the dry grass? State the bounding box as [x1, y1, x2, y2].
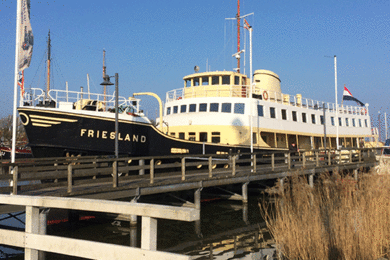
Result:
[261, 163, 390, 260]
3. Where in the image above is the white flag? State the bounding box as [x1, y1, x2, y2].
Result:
[18, 0, 34, 72]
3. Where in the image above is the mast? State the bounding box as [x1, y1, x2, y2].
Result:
[103, 49, 107, 107]
[236, 0, 241, 73]
[46, 30, 51, 94]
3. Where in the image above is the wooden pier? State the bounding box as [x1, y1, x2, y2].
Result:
[0, 147, 380, 259]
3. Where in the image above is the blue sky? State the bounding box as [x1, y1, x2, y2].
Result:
[1, 0, 389, 136]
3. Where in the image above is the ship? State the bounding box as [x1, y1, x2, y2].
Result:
[17, 6, 374, 158]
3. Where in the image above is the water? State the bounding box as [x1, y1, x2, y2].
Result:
[1, 191, 276, 259]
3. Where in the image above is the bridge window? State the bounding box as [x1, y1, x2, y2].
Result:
[345, 118, 349, 127]
[210, 103, 219, 112]
[234, 103, 245, 114]
[199, 103, 207, 112]
[173, 106, 178, 114]
[185, 79, 191, 87]
[212, 76, 219, 85]
[222, 103, 231, 113]
[320, 115, 324, 125]
[199, 132, 207, 142]
[352, 118, 356, 127]
[189, 104, 196, 112]
[281, 109, 287, 120]
[167, 107, 171, 115]
[193, 77, 200, 86]
[365, 119, 368, 127]
[189, 132, 196, 141]
[311, 114, 316, 124]
[331, 117, 335, 126]
[234, 76, 240, 85]
[257, 105, 264, 117]
[170, 132, 175, 137]
[302, 113, 307, 123]
[270, 107, 276, 118]
[253, 133, 257, 144]
[179, 133, 185, 139]
[222, 76, 230, 85]
[292, 111, 297, 122]
[339, 117, 342, 126]
[181, 105, 187, 113]
[359, 119, 362, 127]
[202, 77, 209, 85]
[211, 132, 220, 143]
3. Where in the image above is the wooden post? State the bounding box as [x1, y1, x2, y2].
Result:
[208, 156, 213, 178]
[150, 159, 154, 184]
[328, 151, 331, 165]
[309, 174, 314, 188]
[139, 159, 145, 175]
[303, 153, 306, 167]
[242, 182, 248, 204]
[181, 157, 186, 181]
[12, 166, 18, 195]
[39, 208, 49, 260]
[349, 150, 353, 163]
[253, 154, 257, 173]
[287, 153, 291, 169]
[141, 216, 157, 251]
[271, 153, 275, 171]
[232, 156, 236, 176]
[315, 151, 319, 167]
[359, 150, 362, 162]
[67, 164, 73, 193]
[25, 206, 39, 260]
[354, 169, 358, 181]
[113, 161, 118, 188]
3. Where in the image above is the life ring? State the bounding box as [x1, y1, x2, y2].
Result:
[361, 107, 367, 115]
[177, 97, 182, 100]
[263, 91, 268, 100]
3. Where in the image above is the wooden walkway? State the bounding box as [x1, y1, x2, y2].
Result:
[0, 148, 378, 201]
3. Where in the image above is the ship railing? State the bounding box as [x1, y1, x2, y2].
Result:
[21, 88, 46, 107]
[165, 86, 368, 115]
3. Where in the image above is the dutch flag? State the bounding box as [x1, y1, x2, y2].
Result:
[342, 86, 365, 106]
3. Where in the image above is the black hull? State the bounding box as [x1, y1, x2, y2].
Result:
[18, 108, 280, 158]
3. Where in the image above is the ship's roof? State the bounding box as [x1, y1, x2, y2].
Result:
[183, 70, 246, 80]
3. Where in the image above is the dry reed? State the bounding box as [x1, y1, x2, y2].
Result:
[261, 162, 390, 260]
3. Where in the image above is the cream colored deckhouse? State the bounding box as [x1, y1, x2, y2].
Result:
[163, 69, 372, 151]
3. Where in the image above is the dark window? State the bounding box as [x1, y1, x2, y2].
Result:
[234, 103, 245, 114]
[185, 79, 191, 87]
[359, 119, 362, 127]
[331, 117, 335, 126]
[234, 76, 240, 85]
[211, 132, 220, 143]
[179, 133, 185, 139]
[281, 109, 287, 120]
[189, 132, 196, 141]
[292, 111, 297, 122]
[302, 113, 307, 123]
[352, 118, 356, 127]
[167, 107, 171, 115]
[222, 76, 230, 85]
[199, 103, 207, 112]
[202, 77, 209, 85]
[345, 118, 349, 126]
[173, 106, 178, 114]
[270, 107, 276, 118]
[339, 117, 342, 126]
[170, 132, 175, 136]
[311, 114, 316, 124]
[365, 119, 368, 127]
[257, 105, 264, 117]
[222, 103, 231, 113]
[180, 105, 187, 113]
[210, 103, 219, 112]
[189, 104, 196, 112]
[320, 115, 324, 125]
[193, 78, 199, 86]
[212, 76, 219, 85]
[199, 132, 207, 142]
[253, 133, 257, 144]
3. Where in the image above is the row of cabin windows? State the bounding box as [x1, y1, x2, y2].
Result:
[171, 132, 221, 143]
[185, 75, 246, 87]
[170, 131, 259, 145]
[166, 103, 245, 115]
[258, 105, 368, 127]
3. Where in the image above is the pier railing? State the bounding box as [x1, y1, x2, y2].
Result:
[0, 147, 379, 197]
[0, 194, 199, 260]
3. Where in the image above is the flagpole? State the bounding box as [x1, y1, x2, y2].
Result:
[12, 0, 22, 163]
[334, 55, 339, 149]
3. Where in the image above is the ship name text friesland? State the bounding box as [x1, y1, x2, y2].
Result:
[80, 129, 146, 142]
